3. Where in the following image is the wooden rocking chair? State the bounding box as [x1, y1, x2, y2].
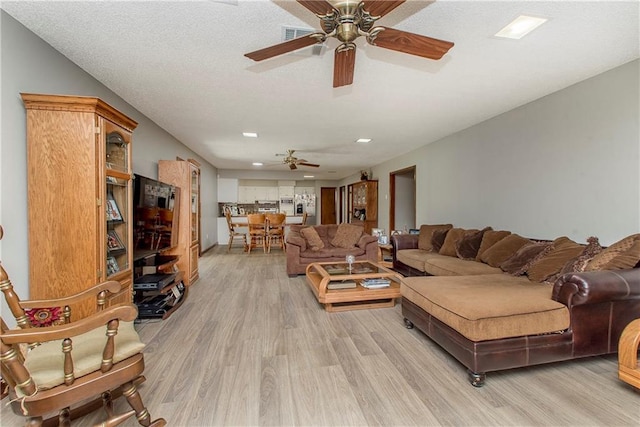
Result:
[0, 229, 165, 426]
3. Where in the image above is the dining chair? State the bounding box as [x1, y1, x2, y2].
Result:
[225, 211, 248, 252]
[246, 213, 267, 254]
[265, 213, 286, 253]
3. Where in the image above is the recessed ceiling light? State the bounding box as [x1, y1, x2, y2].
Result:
[252, 162, 263, 166]
[356, 138, 372, 143]
[303, 175, 314, 178]
[495, 15, 547, 39]
[243, 132, 258, 138]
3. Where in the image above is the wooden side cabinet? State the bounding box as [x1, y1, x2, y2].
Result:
[348, 180, 378, 234]
[159, 159, 200, 285]
[22, 93, 138, 319]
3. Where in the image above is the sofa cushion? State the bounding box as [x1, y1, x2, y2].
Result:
[300, 227, 324, 251]
[418, 224, 453, 251]
[456, 227, 492, 260]
[423, 255, 502, 276]
[396, 249, 442, 272]
[401, 275, 570, 342]
[526, 237, 584, 282]
[480, 234, 531, 267]
[547, 236, 602, 282]
[331, 223, 364, 249]
[439, 228, 470, 257]
[585, 233, 640, 271]
[475, 230, 512, 261]
[299, 247, 365, 259]
[499, 242, 553, 276]
[431, 229, 450, 252]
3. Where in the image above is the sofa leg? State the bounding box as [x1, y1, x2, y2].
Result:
[403, 318, 414, 329]
[467, 370, 486, 387]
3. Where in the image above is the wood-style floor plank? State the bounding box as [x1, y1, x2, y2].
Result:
[2, 246, 639, 426]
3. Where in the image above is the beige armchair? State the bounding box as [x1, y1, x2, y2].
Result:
[619, 318, 640, 390]
[0, 227, 165, 426]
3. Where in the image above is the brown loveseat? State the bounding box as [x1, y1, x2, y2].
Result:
[285, 224, 378, 276]
[392, 225, 640, 386]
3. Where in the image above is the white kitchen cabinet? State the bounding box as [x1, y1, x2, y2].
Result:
[218, 178, 238, 202]
[265, 187, 279, 201]
[278, 186, 294, 198]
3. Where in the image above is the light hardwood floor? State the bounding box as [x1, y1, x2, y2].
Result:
[3, 246, 639, 426]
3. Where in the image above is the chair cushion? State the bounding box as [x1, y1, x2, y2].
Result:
[24, 321, 145, 390]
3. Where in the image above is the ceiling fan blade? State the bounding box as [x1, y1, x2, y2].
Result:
[245, 33, 325, 61]
[362, 0, 406, 17]
[333, 46, 356, 88]
[369, 26, 454, 60]
[297, 0, 336, 16]
[298, 162, 320, 168]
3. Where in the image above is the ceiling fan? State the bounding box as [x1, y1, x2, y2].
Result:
[277, 150, 320, 170]
[244, 0, 454, 87]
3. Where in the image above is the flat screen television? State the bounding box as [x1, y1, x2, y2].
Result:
[133, 173, 179, 255]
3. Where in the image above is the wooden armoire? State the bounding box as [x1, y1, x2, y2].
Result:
[22, 93, 138, 319]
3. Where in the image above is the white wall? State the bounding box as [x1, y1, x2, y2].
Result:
[371, 59, 639, 245]
[0, 12, 218, 304]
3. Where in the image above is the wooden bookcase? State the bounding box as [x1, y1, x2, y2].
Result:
[22, 93, 138, 319]
[348, 180, 378, 234]
[158, 159, 200, 286]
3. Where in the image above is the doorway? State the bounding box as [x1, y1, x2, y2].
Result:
[320, 187, 337, 224]
[389, 166, 416, 233]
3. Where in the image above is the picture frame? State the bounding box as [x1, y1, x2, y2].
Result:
[371, 228, 384, 237]
[107, 230, 125, 252]
[106, 256, 120, 275]
[106, 194, 123, 221]
[379, 235, 389, 245]
[409, 228, 420, 235]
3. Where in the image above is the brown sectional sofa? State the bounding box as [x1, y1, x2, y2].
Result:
[392, 227, 640, 386]
[285, 224, 378, 276]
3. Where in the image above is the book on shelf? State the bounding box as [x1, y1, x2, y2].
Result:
[327, 280, 357, 290]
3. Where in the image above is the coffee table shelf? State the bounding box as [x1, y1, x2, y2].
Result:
[305, 261, 402, 312]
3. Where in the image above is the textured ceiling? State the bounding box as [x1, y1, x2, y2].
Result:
[3, 0, 639, 179]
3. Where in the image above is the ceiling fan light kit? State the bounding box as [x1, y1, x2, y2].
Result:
[245, 0, 454, 87]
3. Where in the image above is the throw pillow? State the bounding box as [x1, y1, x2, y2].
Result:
[300, 227, 324, 251]
[475, 230, 512, 261]
[480, 234, 531, 267]
[456, 227, 493, 260]
[417, 224, 453, 251]
[546, 236, 602, 282]
[439, 228, 471, 257]
[499, 242, 553, 276]
[585, 233, 640, 271]
[330, 223, 364, 249]
[526, 237, 584, 282]
[431, 229, 450, 252]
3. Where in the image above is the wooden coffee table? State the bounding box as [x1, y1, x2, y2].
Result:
[305, 261, 402, 312]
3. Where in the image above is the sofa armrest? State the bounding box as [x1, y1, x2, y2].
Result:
[357, 234, 378, 249]
[286, 233, 307, 252]
[552, 268, 640, 307]
[391, 234, 419, 251]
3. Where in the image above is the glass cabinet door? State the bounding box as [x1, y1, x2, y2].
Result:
[105, 126, 131, 278]
[190, 165, 199, 244]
